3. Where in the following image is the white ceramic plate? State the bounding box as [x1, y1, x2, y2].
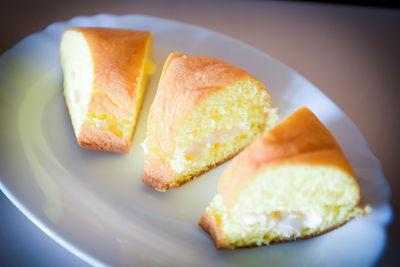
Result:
[0, 14, 392, 267]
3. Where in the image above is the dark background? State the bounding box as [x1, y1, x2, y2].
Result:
[1, 0, 399, 266]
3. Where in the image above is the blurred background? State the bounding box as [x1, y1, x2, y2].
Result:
[0, 0, 399, 266]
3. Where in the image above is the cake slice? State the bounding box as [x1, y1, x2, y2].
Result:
[199, 107, 371, 249]
[142, 53, 278, 191]
[60, 27, 155, 153]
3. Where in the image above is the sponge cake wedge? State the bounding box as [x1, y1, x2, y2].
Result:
[199, 107, 371, 249]
[142, 53, 278, 191]
[60, 27, 155, 153]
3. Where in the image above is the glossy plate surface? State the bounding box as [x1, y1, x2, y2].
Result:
[0, 14, 392, 266]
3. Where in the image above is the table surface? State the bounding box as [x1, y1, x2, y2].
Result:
[0, 0, 399, 266]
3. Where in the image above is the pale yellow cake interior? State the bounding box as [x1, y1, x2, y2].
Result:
[145, 78, 278, 184]
[205, 164, 370, 248]
[61, 30, 155, 140]
[61, 30, 94, 137]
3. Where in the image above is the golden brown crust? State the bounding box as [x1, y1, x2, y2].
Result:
[198, 212, 226, 249]
[145, 53, 262, 157]
[64, 97, 130, 153]
[219, 107, 359, 208]
[142, 147, 244, 191]
[199, 211, 355, 249]
[78, 124, 129, 153]
[142, 156, 177, 191]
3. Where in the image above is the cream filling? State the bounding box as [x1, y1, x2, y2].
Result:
[170, 124, 249, 173]
[183, 124, 247, 158]
[142, 125, 249, 172]
[242, 211, 323, 238]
